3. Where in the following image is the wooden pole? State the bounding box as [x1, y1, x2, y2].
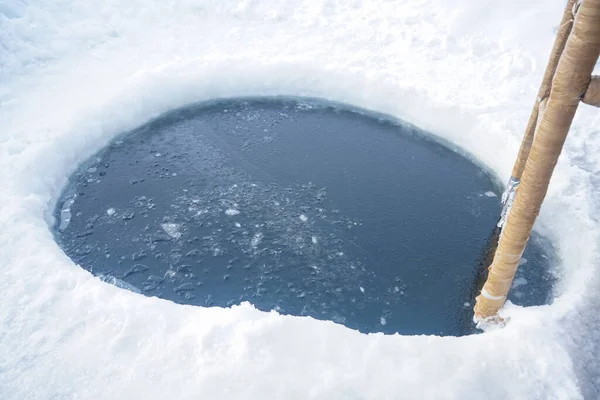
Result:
[498, 0, 577, 226]
[582, 75, 600, 106]
[475, 0, 600, 319]
[476, 0, 577, 294]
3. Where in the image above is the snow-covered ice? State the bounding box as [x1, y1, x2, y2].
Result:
[1, 0, 599, 399]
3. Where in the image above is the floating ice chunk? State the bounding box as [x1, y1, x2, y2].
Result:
[311, 236, 318, 244]
[225, 208, 240, 216]
[519, 258, 528, 266]
[185, 249, 199, 257]
[512, 277, 528, 289]
[251, 232, 263, 248]
[147, 275, 164, 284]
[121, 211, 135, 220]
[106, 208, 116, 216]
[152, 232, 172, 242]
[359, 287, 365, 293]
[59, 196, 76, 231]
[299, 214, 308, 222]
[123, 263, 149, 277]
[235, 222, 241, 228]
[484, 191, 497, 198]
[177, 265, 192, 274]
[380, 317, 387, 326]
[174, 283, 194, 292]
[161, 223, 182, 239]
[164, 270, 177, 279]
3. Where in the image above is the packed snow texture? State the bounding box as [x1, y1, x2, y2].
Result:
[1, 1, 599, 399]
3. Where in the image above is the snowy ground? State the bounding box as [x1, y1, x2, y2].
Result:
[1, 0, 599, 398]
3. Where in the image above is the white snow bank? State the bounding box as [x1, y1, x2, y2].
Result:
[1, 0, 599, 398]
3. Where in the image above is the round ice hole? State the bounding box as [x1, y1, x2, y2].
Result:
[54, 97, 555, 336]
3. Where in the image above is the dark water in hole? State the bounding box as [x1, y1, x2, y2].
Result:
[54, 97, 555, 336]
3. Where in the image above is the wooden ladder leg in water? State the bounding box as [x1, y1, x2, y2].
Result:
[476, 0, 577, 292]
[474, 0, 600, 320]
[498, 0, 577, 226]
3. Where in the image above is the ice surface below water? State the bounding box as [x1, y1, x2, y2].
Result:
[54, 98, 555, 336]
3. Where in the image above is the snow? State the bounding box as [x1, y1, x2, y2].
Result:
[99, 274, 141, 294]
[0, 0, 599, 399]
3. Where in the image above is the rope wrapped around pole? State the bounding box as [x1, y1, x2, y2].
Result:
[498, 0, 577, 227]
[475, 0, 600, 320]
